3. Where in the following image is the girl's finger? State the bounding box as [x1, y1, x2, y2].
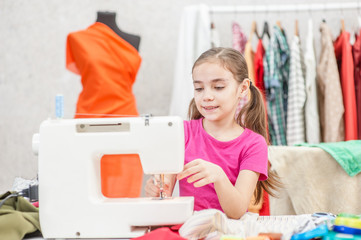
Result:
[183, 159, 202, 170]
[177, 165, 199, 180]
[186, 172, 205, 184]
[193, 178, 210, 188]
[145, 185, 159, 197]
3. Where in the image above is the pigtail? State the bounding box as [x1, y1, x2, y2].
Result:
[238, 82, 283, 204]
[237, 82, 269, 144]
[188, 98, 202, 120]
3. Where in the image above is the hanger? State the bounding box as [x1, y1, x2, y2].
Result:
[295, 20, 299, 37]
[340, 19, 345, 33]
[276, 20, 283, 31]
[340, 5, 345, 33]
[210, 9, 215, 30]
[321, 3, 327, 24]
[261, 21, 271, 39]
[358, 0, 361, 29]
[250, 21, 260, 42]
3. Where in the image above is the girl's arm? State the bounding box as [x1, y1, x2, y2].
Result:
[177, 159, 259, 219]
[215, 169, 259, 219]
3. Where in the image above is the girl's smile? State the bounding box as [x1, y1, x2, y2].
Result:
[202, 105, 219, 111]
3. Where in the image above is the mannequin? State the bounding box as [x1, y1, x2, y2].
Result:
[96, 11, 141, 50]
[67, 13, 143, 198]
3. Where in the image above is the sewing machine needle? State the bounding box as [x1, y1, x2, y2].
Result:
[159, 174, 165, 199]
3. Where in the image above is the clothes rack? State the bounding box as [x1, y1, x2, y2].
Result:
[210, 2, 360, 14]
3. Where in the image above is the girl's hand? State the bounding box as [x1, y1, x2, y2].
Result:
[177, 159, 226, 187]
[144, 175, 173, 197]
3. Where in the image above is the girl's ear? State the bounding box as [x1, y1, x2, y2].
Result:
[238, 79, 250, 98]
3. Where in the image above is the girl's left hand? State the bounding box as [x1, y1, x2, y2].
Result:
[177, 159, 226, 187]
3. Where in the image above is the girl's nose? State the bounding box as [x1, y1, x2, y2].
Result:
[203, 89, 214, 101]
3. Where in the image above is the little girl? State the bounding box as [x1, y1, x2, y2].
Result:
[145, 47, 280, 219]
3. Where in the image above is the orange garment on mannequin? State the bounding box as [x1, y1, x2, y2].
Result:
[66, 22, 143, 198]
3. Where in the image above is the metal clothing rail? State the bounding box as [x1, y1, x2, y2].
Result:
[210, 2, 360, 13]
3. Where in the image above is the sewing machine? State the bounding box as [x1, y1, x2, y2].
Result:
[32, 116, 194, 239]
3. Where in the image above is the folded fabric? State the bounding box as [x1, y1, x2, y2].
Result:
[0, 191, 41, 240]
[295, 140, 361, 176]
[179, 209, 316, 240]
[269, 146, 361, 215]
[133, 227, 187, 240]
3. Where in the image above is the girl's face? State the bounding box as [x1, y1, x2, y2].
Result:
[192, 61, 247, 123]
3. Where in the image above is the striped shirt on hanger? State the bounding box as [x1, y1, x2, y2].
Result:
[287, 36, 306, 146]
[264, 26, 290, 145]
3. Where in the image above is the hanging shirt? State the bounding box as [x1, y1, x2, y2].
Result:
[236, 39, 256, 120]
[66, 22, 141, 117]
[317, 22, 344, 142]
[66, 22, 143, 198]
[254, 39, 266, 96]
[245, 41, 256, 82]
[264, 26, 290, 145]
[233, 22, 249, 116]
[287, 36, 306, 146]
[353, 30, 361, 139]
[169, 4, 211, 120]
[253, 38, 271, 216]
[232, 22, 247, 55]
[334, 31, 358, 141]
[304, 19, 321, 144]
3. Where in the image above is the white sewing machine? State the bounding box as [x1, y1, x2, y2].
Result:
[32, 116, 194, 239]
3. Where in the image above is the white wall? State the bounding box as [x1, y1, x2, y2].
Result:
[1, 0, 359, 193]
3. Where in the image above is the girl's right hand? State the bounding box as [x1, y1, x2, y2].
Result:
[144, 175, 174, 198]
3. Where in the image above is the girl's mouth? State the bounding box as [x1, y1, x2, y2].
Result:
[203, 106, 219, 110]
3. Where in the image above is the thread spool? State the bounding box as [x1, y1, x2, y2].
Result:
[55, 94, 64, 118]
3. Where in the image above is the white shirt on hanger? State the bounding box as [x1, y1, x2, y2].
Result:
[169, 4, 212, 120]
[304, 19, 321, 144]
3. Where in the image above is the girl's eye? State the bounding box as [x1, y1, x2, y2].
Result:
[195, 88, 203, 92]
[215, 86, 224, 90]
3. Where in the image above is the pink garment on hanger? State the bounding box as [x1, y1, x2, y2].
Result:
[352, 30, 361, 139]
[232, 22, 247, 54]
[233, 22, 249, 115]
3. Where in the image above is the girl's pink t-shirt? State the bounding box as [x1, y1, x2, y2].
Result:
[179, 118, 268, 212]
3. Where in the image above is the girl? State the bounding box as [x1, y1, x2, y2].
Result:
[145, 47, 281, 219]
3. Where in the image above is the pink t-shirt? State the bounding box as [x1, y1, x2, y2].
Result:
[179, 118, 268, 212]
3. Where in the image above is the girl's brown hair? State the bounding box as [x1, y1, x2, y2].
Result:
[188, 47, 282, 204]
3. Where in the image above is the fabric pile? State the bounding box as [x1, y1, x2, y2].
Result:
[179, 209, 319, 240]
